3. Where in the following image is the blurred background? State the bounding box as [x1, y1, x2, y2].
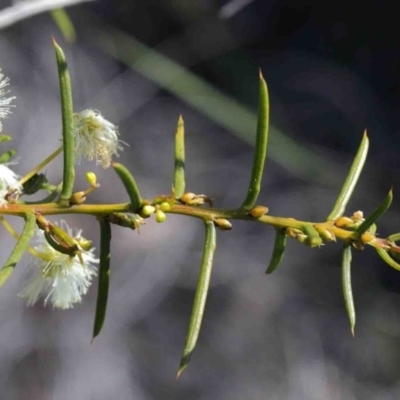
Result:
[1, 0, 400, 399]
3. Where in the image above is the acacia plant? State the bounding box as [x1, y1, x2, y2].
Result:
[1, 40, 400, 377]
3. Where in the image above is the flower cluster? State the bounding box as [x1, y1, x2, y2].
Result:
[73, 109, 124, 168]
[0, 67, 15, 131]
[0, 67, 19, 204]
[0, 162, 22, 205]
[18, 221, 99, 309]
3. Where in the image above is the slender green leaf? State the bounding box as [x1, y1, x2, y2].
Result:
[327, 131, 369, 220]
[51, 8, 76, 43]
[342, 244, 355, 336]
[53, 38, 75, 206]
[376, 247, 400, 272]
[355, 189, 393, 235]
[177, 220, 217, 378]
[241, 71, 269, 210]
[174, 115, 185, 199]
[112, 162, 142, 211]
[266, 228, 287, 274]
[92, 217, 112, 342]
[302, 224, 323, 247]
[0, 213, 36, 288]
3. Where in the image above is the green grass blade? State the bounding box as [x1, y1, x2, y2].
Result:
[342, 244, 355, 336]
[53, 38, 75, 206]
[92, 217, 112, 342]
[177, 220, 217, 378]
[241, 71, 269, 210]
[327, 131, 369, 220]
[51, 8, 76, 43]
[266, 228, 287, 274]
[355, 189, 393, 235]
[0, 213, 36, 288]
[174, 115, 185, 199]
[91, 23, 343, 185]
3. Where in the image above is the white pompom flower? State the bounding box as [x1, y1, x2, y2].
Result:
[19, 221, 99, 309]
[73, 109, 124, 168]
[0, 67, 16, 131]
[0, 162, 22, 205]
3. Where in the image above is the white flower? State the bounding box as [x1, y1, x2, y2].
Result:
[0, 67, 16, 131]
[19, 221, 99, 309]
[0, 162, 22, 204]
[73, 109, 124, 168]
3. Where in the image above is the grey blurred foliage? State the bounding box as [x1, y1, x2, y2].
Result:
[1, 1, 400, 399]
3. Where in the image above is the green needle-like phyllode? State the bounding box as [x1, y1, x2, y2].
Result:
[241, 70, 269, 211]
[342, 244, 355, 336]
[92, 217, 112, 341]
[53, 38, 75, 206]
[177, 220, 217, 378]
[174, 115, 185, 199]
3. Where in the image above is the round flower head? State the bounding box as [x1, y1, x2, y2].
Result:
[19, 221, 99, 309]
[0, 67, 16, 131]
[73, 109, 124, 168]
[0, 162, 22, 205]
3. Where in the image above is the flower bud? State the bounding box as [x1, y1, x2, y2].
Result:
[140, 205, 156, 217]
[179, 192, 212, 206]
[352, 210, 364, 221]
[214, 218, 232, 230]
[361, 232, 374, 243]
[160, 202, 171, 212]
[155, 209, 166, 223]
[249, 205, 268, 218]
[85, 171, 98, 187]
[69, 191, 86, 205]
[180, 192, 196, 204]
[334, 216, 354, 228]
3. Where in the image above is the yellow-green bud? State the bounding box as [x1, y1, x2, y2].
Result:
[179, 192, 212, 206]
[155, 209, 166, 223]
[180, 192, 196, 204]
[141, 205, 156, 216]
[69, 191, 87, 205]
[214, 218, 232, 230]
[361, 232, 374, 243]
[334, 216, 354, 228]
[160, 202, 171, 212]
[249, 205, 269, 218]
[86, 171, 98, 187]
